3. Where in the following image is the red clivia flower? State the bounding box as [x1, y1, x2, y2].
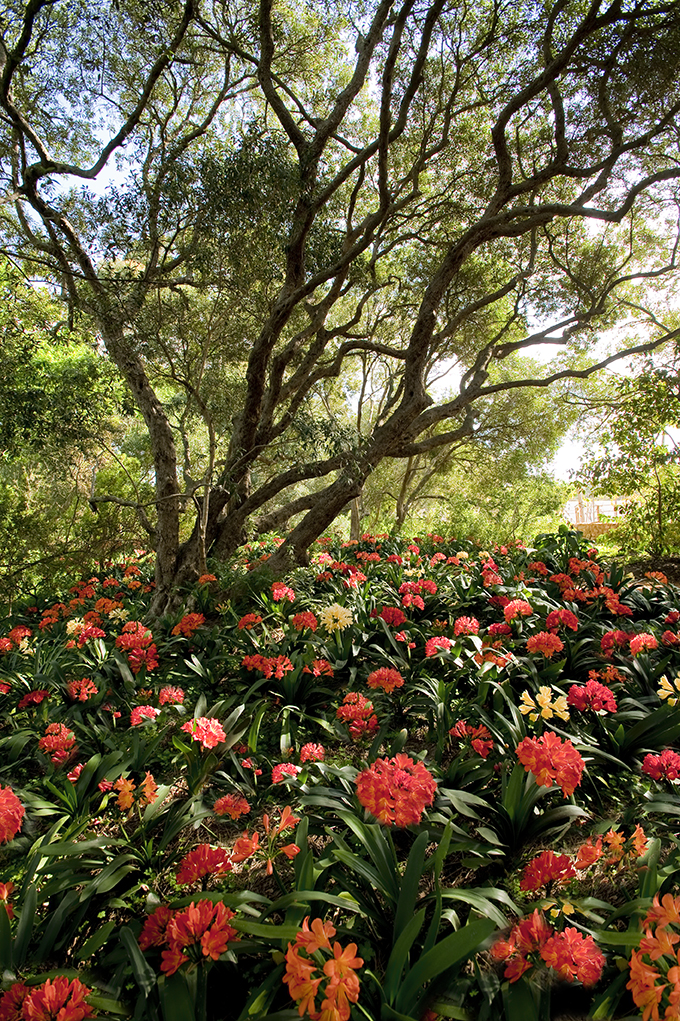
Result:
[540, 929, 605, 986]
[171, 612, 206, 637]
[197, 573, 217, 584]
[567, 680, 617, 713]
[336, 692, 379, 740]
[139, 905, 175, 950]
[504, 599, 533, 623]
[161, 901, 238, 974]
[213, 794, 251, 819]
[574, 837, 603, 870]
[516, 731, 585, 797]
[242, 653, 275, 677]
[488, 621, 512, 637]
[17, 689, 50, 709]
[291, 611, 318, 631]
[629, 632, 659, 656]
[600, 629, 631, 655]
[453, 616, 480, 636]
[545, 608, 579, 632]
[271, 582, 295, 602]
[272, 763, 302, 784]
[158, 685, 185, 705]
[38, 723, 77, 767]
[0, 881, 14, 920]
[181, 716, 226, 749]
[642, 748, 680, 782]
[0, 981, 30, 1020]
[237, 613, 263, 630]
[66, 678, 98, 702]
[356, 754, 436, 827]
[520, 850, 576, 892]
[299, 743, 325, 763]
[0, 787, 24, 843]
[302, 659, 334, 677]
[130, 705, 160, 726]
[366, 667, 405, 693]
[20, 976, 95, 1021]
[424, 636, 452, 657]
[526, 631, 565, 658]
[140, 772, 158, 806]
[176, 844, 233, 885]
[379, 606, 407, 627]
[114, 777, 136, 810]
[449, 720, 494, 759]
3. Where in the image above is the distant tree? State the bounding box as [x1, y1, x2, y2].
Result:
[576, 359, 680, 555]
[2, 0, 680, 612]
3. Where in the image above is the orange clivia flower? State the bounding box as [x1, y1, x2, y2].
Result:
[213, 793, 251, 819]
[574, 837, 603, 870]
[355, 754, 436, 827]
[20, 975, 96, 1021]
[140, 771, 158, 806]
[175, 844, 232, 885]
[520, 851, 576, 892]
[516, 731, 584, 797]
[114, 777, 136, 811]
[0, 786, 24, 843]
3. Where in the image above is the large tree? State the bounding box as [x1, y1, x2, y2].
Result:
[2, 0, 680, 612]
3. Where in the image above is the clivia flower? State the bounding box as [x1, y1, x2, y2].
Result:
[0, 786, 24, 843]
[567, 680, 617, 713]
[424, 636, 452, 657]
[160, 901, 239, 975]
[453, 615, 480, 636]
[526, 631, 565, 659]
[516, 731, 585, 798]
[271, 582, 295, 603]
[2, 976, 96, 1020]
[66, 677, 98, 702]
[356, 754, 436, 827]
[366, 667, 405, 693]
[299, 743, 325, 763]
[629, 632, 659, 656]
[336, 692, 379, 741]
[213, 793, 251, 819]
[181, 717, 226, 749]
[171, 612, 206, 637]
[272, 763, 302, 784]
[283, 917, 363, 1020]
[319, 603, 353, 632]
[38, 723, 77, 767]
[158, 685, 185, 705]
[291, 611, 318, 631]
[130, 705, 161, 726]
[176, 844, 233, 886]
[642, 748, 680, 782]
[519, 686, 570, 723]
[504, 599, 533, 623]
[658, 673, 680, 706]
[520, 851, 576, 892]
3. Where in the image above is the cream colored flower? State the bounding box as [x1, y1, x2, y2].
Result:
[66, 618, 84, 636]
[519, 686, 570, 723]
[658, 674, 680, 706]
[319, 603, 353, 632]
[108, 608, 130, 622]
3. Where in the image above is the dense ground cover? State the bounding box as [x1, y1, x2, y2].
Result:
[1, 529, 680, 1021]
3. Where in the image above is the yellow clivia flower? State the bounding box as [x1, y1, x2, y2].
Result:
[319, 603, 353, 633]
[519, 686, 570, 723]
[658, 674, 680, 707]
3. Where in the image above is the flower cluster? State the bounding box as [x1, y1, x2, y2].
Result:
[115, 621, 158, 674]
[449, 720, 494, 759]
[658, 673, 680, 706]
[283, 916, 363, 1021]
[139, 900, 239, 976]
[336, 692, 379, 740]
[292, 611, 318, 631]
[171, 612, 206, 637]
[627, 894, 680, 1020]
[213, 793, 251, 819]
[242, 653, 294, 679]
[38, 722, 77, 766]
[356, 754, 437, 827]
[0, 786, 24, 843]
[366, 667, 405, 693]
[453, 615, 480, 636]
[491, 910, 604, 986]
[526, 631, 565, 659]
[519, 686, 570, 723]
[66, 677, 98, 701]
[642, 748, 680, 782]
[520, 851, 577, 892]
[176, 844, 233, 885]
[318, 603, 353, 632]
[231, 805, 300, 875]
[130, 704, 160, 726]
[272, 582, 295, 602]
[516, 731, 585, 797]
[181, 717, 226, 750]
[567, 680, 617, 713]
[0, 976, 96, 1021]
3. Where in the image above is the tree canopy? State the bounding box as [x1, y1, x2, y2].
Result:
[2, 0, 680, 610]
